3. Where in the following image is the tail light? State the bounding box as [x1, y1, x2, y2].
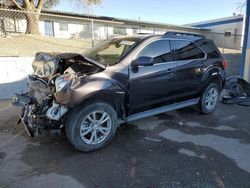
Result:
[223, 59, 228, 70]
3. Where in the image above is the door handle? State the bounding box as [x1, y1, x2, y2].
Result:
[166, 72, 175, 78]
[166, 68, 173, 73]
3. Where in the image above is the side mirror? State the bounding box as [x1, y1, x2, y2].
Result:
[131, 56, 154, 67]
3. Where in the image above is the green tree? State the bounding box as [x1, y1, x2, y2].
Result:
[7, 0, 101, 34]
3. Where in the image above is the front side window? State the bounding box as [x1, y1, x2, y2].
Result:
[173, 40, 205, 60]
[136, 40, 174, 64]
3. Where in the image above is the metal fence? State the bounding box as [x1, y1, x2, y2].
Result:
[0, 8, 243, 76]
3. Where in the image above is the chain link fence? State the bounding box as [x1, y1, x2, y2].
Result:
[0, 8, 124, 56]
[0, 8, 244, 76]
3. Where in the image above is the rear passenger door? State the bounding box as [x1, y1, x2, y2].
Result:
[172, 40, 206, 102]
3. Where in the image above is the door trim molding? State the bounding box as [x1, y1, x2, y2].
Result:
[126, 98, 200, 122]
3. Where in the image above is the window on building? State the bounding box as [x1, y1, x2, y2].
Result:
[132, 27, 139, 34]
[113, 27, 126, 35]
[44, 21, 54, 37]
[173, 40, 205, 60]
[224, 30, 232, 37]
[137, 40, 174, 64]
[4, 18, 15, 32]
[59, 22, 68, 31]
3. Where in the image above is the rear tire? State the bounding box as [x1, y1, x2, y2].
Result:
[200, 83, 220, 114]
[65, 102, 117, 152]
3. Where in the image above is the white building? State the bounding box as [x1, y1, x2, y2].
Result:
[0, 9, 208, 40]
[1, 8, 243, 49]
[188, 15, 244, 49]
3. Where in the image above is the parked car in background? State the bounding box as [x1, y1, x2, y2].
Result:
[12, 32, 227, 152]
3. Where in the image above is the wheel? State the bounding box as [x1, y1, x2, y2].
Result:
[65, 102, 117, 152]
[200, 83, 220, 114]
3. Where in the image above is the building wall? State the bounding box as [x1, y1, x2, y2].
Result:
[0, 9, 206, 41]
[204, 22, 243, 49]
[190, 16, 244, 49]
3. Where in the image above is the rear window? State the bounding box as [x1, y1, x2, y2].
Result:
[173, 40, 205, 61]
[196, 39, 222, 59]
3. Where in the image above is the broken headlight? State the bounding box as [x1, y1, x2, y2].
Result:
[55, 75, 72, 92]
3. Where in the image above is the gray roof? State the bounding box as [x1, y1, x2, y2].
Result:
[41, 9, 209, 31]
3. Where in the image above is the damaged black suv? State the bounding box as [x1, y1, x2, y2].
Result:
[12, 32, 227, 152]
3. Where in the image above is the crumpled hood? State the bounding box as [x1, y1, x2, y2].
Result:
[32, 52, 105, 79]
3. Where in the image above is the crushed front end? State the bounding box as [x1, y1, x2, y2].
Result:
[12, 52, 104, 137]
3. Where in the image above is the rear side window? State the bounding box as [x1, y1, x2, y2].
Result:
[197, 39, 222, 59]
[173, 40, 205, 60]
[137, 40, 174, 64]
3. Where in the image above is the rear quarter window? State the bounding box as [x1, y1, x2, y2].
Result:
[196, 39, 222, 59]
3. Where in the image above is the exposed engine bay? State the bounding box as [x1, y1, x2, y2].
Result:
[12, 52, 104, 137]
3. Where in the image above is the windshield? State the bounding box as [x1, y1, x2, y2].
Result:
[83, 38, 140, 66]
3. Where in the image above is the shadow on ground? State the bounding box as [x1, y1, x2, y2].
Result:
[0, 78, 27, 99]
[0, 102, 250, 188]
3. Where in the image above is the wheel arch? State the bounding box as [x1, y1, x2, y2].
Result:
[76, 90, 127, 123]
[201, 66, 226, 93]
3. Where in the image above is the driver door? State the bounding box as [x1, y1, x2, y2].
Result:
[129, 39, 177, 114]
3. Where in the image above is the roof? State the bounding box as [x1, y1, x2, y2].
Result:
[187, 15, 244, 28]
[41, 9, 209, 31]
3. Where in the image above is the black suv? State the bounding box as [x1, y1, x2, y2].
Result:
[13, 32, 227, 152]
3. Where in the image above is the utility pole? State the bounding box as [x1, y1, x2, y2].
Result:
[91, 19, 94, 47]
[241, 0, 250, 82]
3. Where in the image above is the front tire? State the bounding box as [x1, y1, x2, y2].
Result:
[200, 83, 220, 114]
[66, 102, 117, 152]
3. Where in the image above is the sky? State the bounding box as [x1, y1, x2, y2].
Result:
[53, 0, 245, 25]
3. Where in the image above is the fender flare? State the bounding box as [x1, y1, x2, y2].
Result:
[201, 66, 226, 90]
[65, 77, 128, 121]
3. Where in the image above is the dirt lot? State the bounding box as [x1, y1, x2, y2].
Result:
[218, 47, 242, 76]
[0, 99, 250, 188]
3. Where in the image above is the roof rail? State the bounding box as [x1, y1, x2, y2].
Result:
[163, 31, 206, 38]
[137, 32, 152, 35]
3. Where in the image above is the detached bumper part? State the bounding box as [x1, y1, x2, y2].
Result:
[12, 93, 31, 107]
[18, 115, 34, 137]
[223, 76, 250, 107]
[46, 101, 68, 121]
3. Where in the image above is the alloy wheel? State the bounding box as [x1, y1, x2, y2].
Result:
[80, 110, 112, 145]
[205, 87, 219, 110]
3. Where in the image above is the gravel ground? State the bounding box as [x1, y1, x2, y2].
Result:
[218, 48, 242, 77]
[0, 99, 250, 188]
